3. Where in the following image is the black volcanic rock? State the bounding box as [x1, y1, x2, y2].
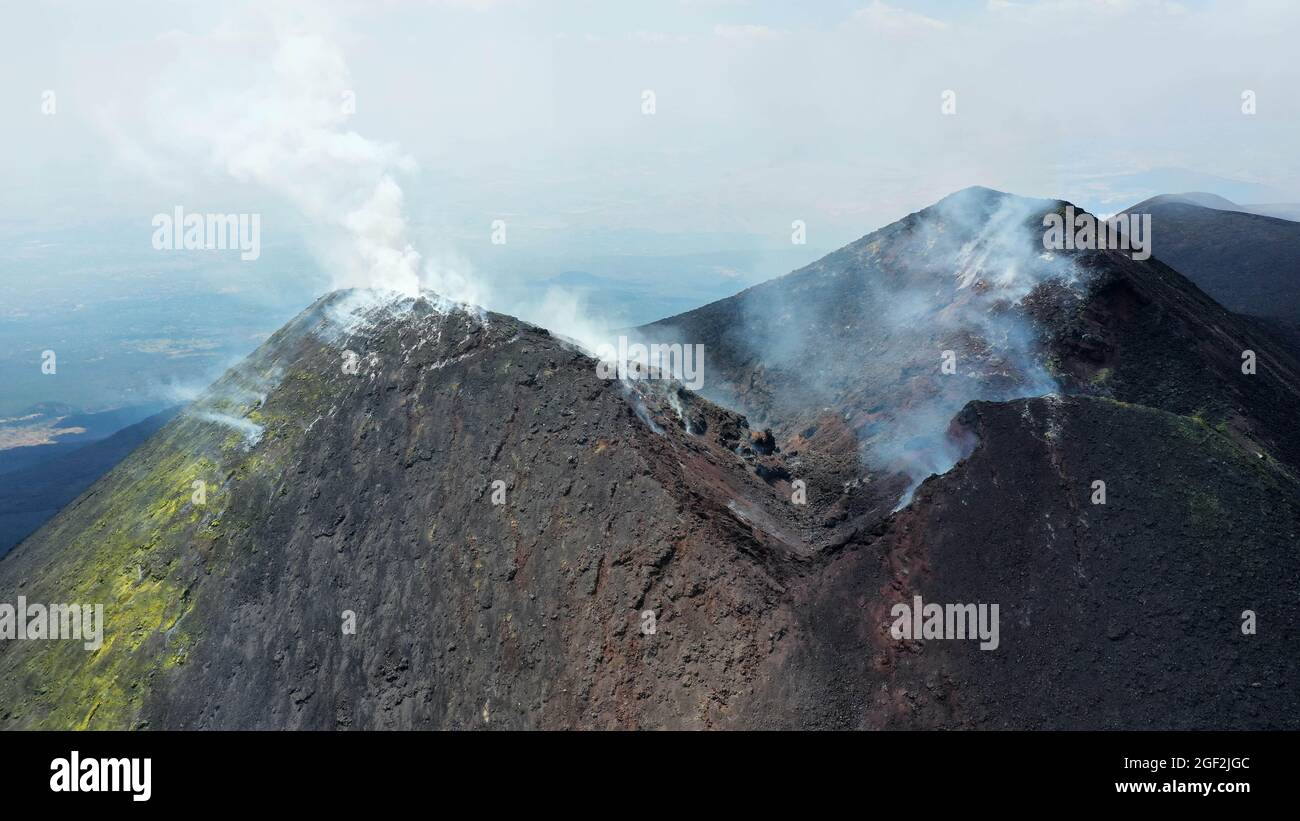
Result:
[757, 394, 1300, 729]
[0, 290, 815, 729]
[3, 188, 1299, 731]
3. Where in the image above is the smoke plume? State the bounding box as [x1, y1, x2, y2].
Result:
[123, 16, 480, 305]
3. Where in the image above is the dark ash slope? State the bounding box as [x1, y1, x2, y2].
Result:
[4, 188, 1299, 730]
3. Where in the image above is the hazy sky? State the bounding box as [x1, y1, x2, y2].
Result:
[3, 0, 1299, 297]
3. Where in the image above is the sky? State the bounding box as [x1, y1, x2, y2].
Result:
[1, 0, 1299, 312]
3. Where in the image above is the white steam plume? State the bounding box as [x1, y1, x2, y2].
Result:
[124, 19, 478, 304]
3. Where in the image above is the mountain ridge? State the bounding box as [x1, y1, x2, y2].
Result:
[3, 188, 1299, 729]
[1119, 195, 1300, 326]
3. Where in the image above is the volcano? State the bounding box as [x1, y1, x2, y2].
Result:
[2, 188, 1298, 730]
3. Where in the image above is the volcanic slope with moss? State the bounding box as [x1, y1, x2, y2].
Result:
[0, 289, 833, 729]
[5, 189, 1300, 729]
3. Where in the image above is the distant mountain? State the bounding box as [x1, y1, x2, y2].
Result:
[1133, 191, 1243, 211]
[1073, 167, 1287, 215]
[1124, 191, 1300, 223]
[1121, 194, 1300, 324]
[1241, 203, 1300, 223]
[0, 406, 180, 558]
[3, 189, 1299, 729]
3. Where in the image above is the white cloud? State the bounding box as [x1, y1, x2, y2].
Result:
[713, 23, 782, 40]
[852, 1, 949, 32]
